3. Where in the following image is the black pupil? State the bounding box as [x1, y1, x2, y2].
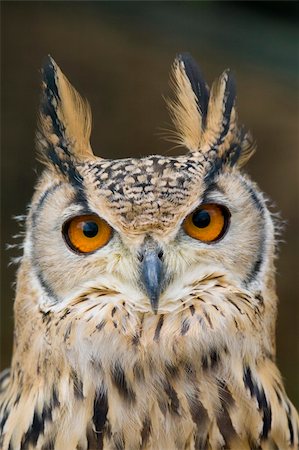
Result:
[82, 221, 98, 238]
[192, 209, 211, 228]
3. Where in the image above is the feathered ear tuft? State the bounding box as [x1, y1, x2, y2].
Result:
[235, 129, 256, 168]
[167, 53, 255, 168]
[37, 56, 94, 166]
[166, 53, 209, 151]
[202, 70, 256, 168]
[201, 69, 236, 152]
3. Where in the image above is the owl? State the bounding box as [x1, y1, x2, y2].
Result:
[0, 53, 298, 450]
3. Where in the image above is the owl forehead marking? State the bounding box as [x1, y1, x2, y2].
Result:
[82, 155, 206, 231]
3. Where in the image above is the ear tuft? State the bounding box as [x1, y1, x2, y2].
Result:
[236, 129, 256, 168]
[201, 69, 237, 153]
[178, 53, 210, 126]
[37, 56, 93, 165]
[166, 53, 209, 151]
[166, 53, 255, 168]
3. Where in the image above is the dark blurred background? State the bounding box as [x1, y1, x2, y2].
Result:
[1, 2, 298, 407]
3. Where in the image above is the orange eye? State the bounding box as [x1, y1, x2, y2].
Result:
[63, 214, 112, 254]
[183, 204, 230, 243]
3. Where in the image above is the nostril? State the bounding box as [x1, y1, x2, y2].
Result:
[158, 250, 164, 260]
[138, 247, 163, 262]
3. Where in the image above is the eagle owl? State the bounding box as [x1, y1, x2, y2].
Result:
[0, 54, 298, 450]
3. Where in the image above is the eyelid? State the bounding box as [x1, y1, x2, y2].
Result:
[201, 195, 234, 213]
[61, 207, 98, 223]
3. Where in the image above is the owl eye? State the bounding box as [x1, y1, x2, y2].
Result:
[63, 214, 112, 254]
[183, 204, 230, 243]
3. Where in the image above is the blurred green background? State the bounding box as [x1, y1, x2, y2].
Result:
[1, 2, 298, 407]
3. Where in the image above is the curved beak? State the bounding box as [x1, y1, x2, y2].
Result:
[139, 244, 164, 314]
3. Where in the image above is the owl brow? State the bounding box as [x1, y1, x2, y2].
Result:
[66, 205, 96, 218]
[201, 182, 225, 204]
[72, 185, 89, 211]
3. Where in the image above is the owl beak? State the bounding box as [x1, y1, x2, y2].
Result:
[139, 246, 164, 314]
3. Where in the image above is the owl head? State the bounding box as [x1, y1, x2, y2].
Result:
[21, 54, 276, 326]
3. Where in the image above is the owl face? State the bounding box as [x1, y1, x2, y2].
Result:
[24, 54, 274, 317]
[29, 157, 272, 315]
